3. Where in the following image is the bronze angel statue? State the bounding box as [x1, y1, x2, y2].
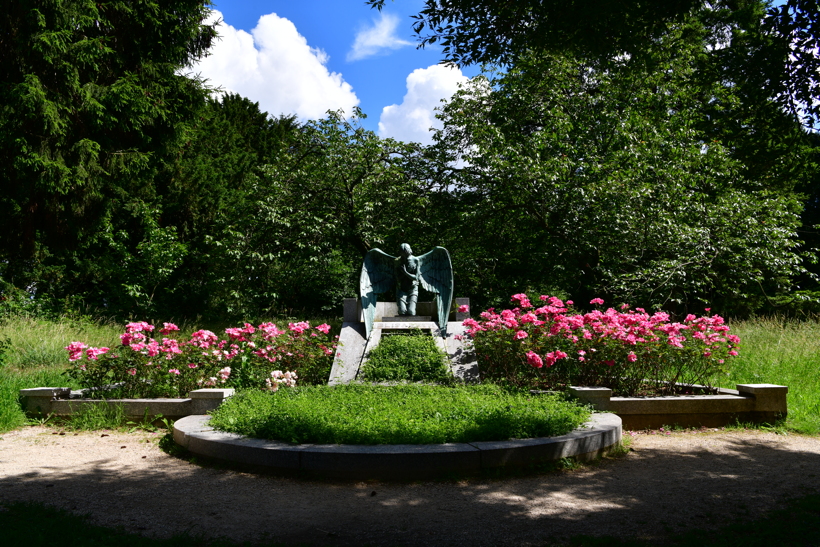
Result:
[360, 244, 453, 337]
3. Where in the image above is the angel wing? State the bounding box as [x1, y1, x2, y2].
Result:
[360, 248, 397, 338]
[417, 247, 454, 335]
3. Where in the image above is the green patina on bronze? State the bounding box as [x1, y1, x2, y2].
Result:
[359, 244, 454, 337]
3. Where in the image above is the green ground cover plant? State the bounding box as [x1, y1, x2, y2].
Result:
[360, 331, 452, 383]
[209, 383, 591, 444]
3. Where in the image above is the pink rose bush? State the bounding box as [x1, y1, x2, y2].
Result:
[65, 321, 337, 398]
[463, 295, 740, 396]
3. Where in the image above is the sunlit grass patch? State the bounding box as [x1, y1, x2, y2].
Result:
[360, 331, 452, 383]
[209, 383, 592, 445]
[725, 317, 820, 435]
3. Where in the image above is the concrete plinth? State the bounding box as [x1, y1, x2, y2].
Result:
[19, 387, 235, 421]
[569, 384, 788, 429]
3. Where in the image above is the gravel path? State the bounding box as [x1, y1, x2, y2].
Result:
[2, 426, 819, 546]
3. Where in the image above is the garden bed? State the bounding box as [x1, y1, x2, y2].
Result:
[173, 412, 622, 479]
[19, 387, 235, 421]
[569, 383, 787, 429]
[207, 384, 591, 444]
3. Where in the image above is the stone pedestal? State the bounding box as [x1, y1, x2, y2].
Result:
[330, 297, 478, 385]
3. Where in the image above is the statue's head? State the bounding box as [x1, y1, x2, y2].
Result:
[400, 243, 412, 256]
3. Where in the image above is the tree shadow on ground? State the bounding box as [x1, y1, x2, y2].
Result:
[2, 432, 820, 546]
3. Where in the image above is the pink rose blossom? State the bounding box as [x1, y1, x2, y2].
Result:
[85, 346, 109, 360]
[66, 341, 88, 361]
[159, 323, 179, 336]
[526, 351, 543, 368]
[513, 330, 528, 340]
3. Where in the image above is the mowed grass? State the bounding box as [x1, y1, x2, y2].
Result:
[724, 317, 820, 435]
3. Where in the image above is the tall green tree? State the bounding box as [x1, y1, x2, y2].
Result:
[0, 0, 216, 310]
[433, 42, 808, 313]
[369, 0, 820, 127]
[202, 110, 446, 317]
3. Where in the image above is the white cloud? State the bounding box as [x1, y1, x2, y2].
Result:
[378, 64, 469, 144]
[347, 12, 413, 62]
[190, 10, 359, 120]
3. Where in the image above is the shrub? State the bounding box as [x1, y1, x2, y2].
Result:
[360, 331, 452, 383]
[465, 294, 740, 395]
[64, 320, 337, 398]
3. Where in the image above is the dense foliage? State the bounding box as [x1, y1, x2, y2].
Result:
[1, 0, 818, 321]
[367, 0, 820, 128]
[208, 384, 592, 444]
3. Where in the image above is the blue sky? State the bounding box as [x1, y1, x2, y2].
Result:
[191, 0, 480, 142]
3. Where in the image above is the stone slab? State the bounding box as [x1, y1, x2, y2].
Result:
[569, 384, 788, 429]
[189, 389, 235, 414]
[736, 384, 788, 412]
[20, 389, 236, 420]
[380, 316, 433, 322]
[19, 387, 71, 398]
[299, 442, 482, 479]
[608, 394, 756, 414]
[50, 398, 193, 420]
[189, 388, 235, 399]
[329, 322, 367, 386]
[372, 321, 441, 331]
[443, 322, 479, 382]
[174, 415, 302, 471]
[472, 413, 622, 467]
[341, 299, 445, 322]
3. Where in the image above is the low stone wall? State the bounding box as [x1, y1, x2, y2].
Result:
[569, 384, 788, 430]
[18, 387, 235, 421]
[173, 412, 623, 480]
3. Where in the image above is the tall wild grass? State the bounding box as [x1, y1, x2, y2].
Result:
[725, 317, 820, 434]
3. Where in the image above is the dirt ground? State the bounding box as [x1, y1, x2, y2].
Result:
[1, 425, 820, 546]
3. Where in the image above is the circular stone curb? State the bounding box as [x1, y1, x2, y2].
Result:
[173, 413, 622, 480]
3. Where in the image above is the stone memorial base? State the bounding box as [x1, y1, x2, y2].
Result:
[330, 298, 478, 385]
[381, 316, 433, 322]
